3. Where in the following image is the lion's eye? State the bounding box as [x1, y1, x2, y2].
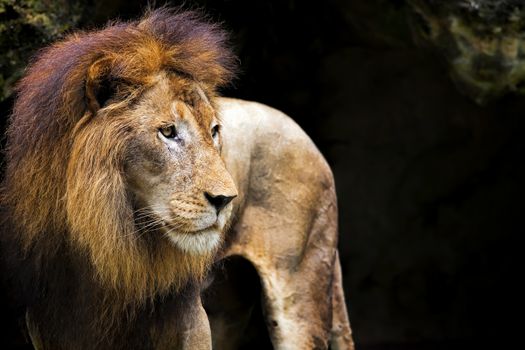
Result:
[160, 125, 177, 139]
[211, 125, 220, 139]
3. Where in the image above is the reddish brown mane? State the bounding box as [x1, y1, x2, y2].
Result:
[1, 8, 236, 332]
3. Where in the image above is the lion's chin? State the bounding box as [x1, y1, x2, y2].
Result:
[166, 229, 222, 255]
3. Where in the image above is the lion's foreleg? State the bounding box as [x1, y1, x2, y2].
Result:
[179, 298, 212, 350]
[152, 295, 212, 350]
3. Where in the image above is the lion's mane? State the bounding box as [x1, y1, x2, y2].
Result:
[1, 7, 235, 322]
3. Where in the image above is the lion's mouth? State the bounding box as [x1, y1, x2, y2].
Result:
[162, 223, 222, 254]
[161, 220, 219, 235]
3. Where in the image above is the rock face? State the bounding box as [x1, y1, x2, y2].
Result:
[409, 0, 525, 103]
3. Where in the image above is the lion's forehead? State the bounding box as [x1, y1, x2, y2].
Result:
[137, 73, 216, 130]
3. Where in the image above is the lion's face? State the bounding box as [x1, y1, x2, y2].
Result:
[123, 73, 237, 254]
[61, 57, 238, 299]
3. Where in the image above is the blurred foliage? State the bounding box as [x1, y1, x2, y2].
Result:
[0, 0, 83, 101]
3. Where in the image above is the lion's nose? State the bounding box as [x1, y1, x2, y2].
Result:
[204, 192, 236, 214]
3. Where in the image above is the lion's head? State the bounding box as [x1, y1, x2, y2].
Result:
[2, 9, 237, 305]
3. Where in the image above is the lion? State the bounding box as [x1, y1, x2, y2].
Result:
[0, 8, 354, 350]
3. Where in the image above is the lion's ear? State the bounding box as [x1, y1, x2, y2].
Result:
[85, 57, 116, 113]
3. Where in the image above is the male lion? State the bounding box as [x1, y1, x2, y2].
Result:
[0, 9, 354, 350]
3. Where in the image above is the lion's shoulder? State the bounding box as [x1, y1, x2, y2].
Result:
[217, 97, 330, 168]
[217, 97, 298, 133]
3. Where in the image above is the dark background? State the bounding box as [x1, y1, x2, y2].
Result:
[1, 0, 525, 349]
